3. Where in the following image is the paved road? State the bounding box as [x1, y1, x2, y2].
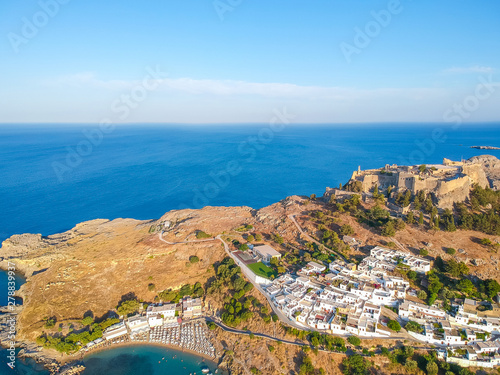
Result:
[157, 231, 306, 330]
[157, 229, 428, 345]
[288, 214, 347, 261]
[206, 317, 308, 347]
[215, 236, 311, 331]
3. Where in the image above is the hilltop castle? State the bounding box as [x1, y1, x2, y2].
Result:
[345, 158, 489, 209]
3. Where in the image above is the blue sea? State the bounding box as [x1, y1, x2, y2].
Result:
[0, 123, 499, 374]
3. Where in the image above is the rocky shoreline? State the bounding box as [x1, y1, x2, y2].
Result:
[471, 145, 500, 150]
[0, 339, 85, 375]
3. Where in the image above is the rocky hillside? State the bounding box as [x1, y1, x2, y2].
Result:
[0, 206, 254, 341]
[469, 154, 500, 190]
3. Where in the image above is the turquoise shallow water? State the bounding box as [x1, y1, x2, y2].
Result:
[0, 344, 224, 375]
[83, 344, 224, 375]
[0, 271, 25, 306]
[1, 123, 500, 373]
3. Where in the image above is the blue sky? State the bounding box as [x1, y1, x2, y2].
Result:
[0, 0, 499, 123]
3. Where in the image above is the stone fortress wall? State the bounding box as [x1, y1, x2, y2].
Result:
[347, 158, 489, 209]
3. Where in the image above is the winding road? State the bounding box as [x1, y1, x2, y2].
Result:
[206, 317, 308, 347]
[158, 230, 309, 331]
[157, 227, 424, 345]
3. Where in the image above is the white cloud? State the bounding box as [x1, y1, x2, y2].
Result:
[11, 72, 496, 123]
[442, 65, 494, 74]
[46, 72, 443, 101]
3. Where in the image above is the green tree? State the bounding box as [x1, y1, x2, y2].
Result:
[340, 224, 354, 236]
[405, 359, 418, 371]
[445, 248, 456, 255]
[431, 206, 438, 218]
[419, 248, 429, 256]
[299, 356, 316, 375]
[273, 234, 284, 245]
[342, 354, 368, 375]
[445, 216, 457, 232]
[480, 238, 492, 246]
[405, 321, 423, 333]
[247, 234, 255, 242]
[255, 234, 262, 241]
[387, 320, 401, 332]
[414, 195, 422, 210]
[483, 279, 500, 298]
[426, 361, 438, 375]
[44, 317, 56, 329]
[445, 259, 469, 277]
[179, 284, 193, 296]
[347, 335, 361, 346]
[189, 255, 200, 263]
[192, 282, 204, 297]
[81, 316, 93, 326]
[406, 211, 415, 224]
[233, 277, 247, 292]
[395, 218, 406, 231]
[381, 221, 396, 237]
[402, 190, 412, 207]
[425, 197, 434, 213]
[417, 290, 427, 300]
[196, 231, 211, 239]
[419, 164, 427, 173]
[243, 282, 253, 292]
[457, 279, 476, 295]
[419, 211, 424, 225]
[117, 299, 141, 316]
[434, 215, 440, 230]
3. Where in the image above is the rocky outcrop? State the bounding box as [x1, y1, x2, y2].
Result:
[461, 162, 489, 188]
[471, 146, 500, 150]
[468, 155, 500, 190]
